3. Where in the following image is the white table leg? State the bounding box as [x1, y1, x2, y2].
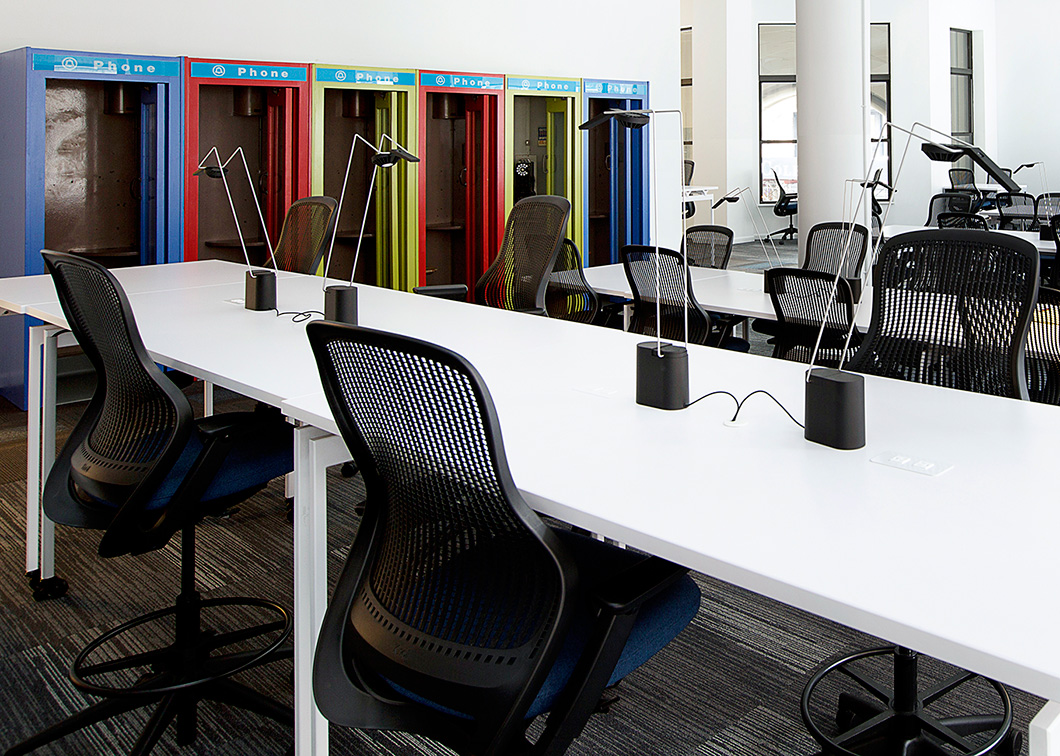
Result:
[25, 325, 61, 581]
[293, 424, 352, 756]
[203, 380, 214, 417]
[1030, 702, 1060, 756]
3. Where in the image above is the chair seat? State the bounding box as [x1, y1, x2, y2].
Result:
[389, 529, 700, 721]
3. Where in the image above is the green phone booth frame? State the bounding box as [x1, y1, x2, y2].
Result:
[504, 76, 583, 249]
[310, 65, 418, 291]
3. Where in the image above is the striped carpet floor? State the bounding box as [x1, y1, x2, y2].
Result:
[0, 388, 1042, 755]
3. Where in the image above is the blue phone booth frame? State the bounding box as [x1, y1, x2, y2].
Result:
[0, 47, 184, 408]
[581, 79, 649, 266]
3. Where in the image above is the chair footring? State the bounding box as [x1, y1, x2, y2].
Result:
[801, 646, 1015, 756]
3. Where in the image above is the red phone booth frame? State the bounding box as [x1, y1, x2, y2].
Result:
[184, 57, 310, 261]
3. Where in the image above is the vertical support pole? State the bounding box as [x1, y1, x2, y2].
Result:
[39, 328, 58, 580]
[292, 424, 351, 756]
[1030, 702, 1060, 756]
[203, 380, 214, 417]
[26, 325, 61, 580]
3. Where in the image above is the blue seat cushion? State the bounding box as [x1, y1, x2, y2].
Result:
[142, 413, 293, 511]
[389, 529, 701, 721]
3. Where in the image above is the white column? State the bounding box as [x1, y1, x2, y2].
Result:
[795, 0, 869, 263]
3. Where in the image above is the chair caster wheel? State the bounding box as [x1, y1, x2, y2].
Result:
[341, 462, 359, 478]
[28, 571, 68, 601]
[1001, 730, 1023, 756]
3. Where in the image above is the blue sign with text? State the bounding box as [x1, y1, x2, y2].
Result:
[316, 68, 414, 86]
[190, 62, 306, 82]
[32, 53, 179, 77]
[507, 77, 580, 93]
[584, 80, 642, 97]
[420, 73, 503, 91]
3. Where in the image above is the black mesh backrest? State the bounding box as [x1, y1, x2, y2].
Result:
[926, 193, 972, 226]
[270, 196, 338, 274]
[545, 239, 599, 323]
[622, 245, 713, 345]
[849, 230, 1039, 399]
[802, 222, 869, 280]
[996, 192, 1037, 230]
[1037, 193, 1060, 222]
[683, 160, 694, 186]
[949, 167, 975, 191]
[771, 169, 796, 209]
[684, 225, 735, 269]
[765, 268, 857, 367]
[41, 252, 193, 544]
[474, 196, 570, 313]
[307, 322, 574, 740]
[936, 212, 989, 230]
[1026, 287, 1060, 405]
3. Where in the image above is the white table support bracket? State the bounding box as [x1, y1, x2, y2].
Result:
[293, 424, 353, 756]
[25, 323, 68, 600]
[1030, 701, 1060, 756]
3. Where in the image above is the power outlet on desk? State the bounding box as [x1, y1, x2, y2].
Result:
[870, 451, 953, 477]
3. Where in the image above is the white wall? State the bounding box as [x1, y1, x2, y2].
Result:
[1, 0, 683, 246]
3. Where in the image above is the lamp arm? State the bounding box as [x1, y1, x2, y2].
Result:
[320, 133, 382, 288]
[197, 146, 275, 273]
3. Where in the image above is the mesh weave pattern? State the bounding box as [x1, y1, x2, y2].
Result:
[622, 245, 714, 345]
[684, 225, 734, 270]
[936, 212, 988, 230]
[318, 335, 560, 661]
[926, 193, 973, 227]
[49, 259, 183, 483]
[996, 192, 1037, 231]
[1037, 193, 1060, 224]
[545, 239, 599, 323]
[803, 222, 869, 280]
[271, 197, 337, 274]
[949, 168, 975, 191]
[849, 231, 1038, 398]
[766, 268, 859, 368]
[1027, 287, 1060, 405]
[474, 196, 570, 312]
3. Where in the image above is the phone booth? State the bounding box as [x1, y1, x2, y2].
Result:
[185, 58, 310, 265]
[582, 79, 649, 267]
[417, 70, 505, 291]
[0, 47, 183, 407]
[504, 76, 582, 249]
[311, 65, 418, 289]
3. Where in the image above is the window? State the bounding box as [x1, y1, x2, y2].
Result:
[681, 27, 693, 161]
[950, 29, 974, 172]
[758, 23, 892, 203]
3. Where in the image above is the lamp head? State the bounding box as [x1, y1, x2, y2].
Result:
[920, 142, 964, 163]
[372, 145, 420, 168]
[615, 112, 650, 129]
[194, 166, 228, 179]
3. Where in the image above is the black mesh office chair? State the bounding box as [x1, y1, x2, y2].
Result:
[684, 224, 735, 270]
[764, 268, 860, 367]
[947, 167, 983, 210]
[925, 192, 972, 227]
[270, 196, 338, 274]
[683, 159, 696, 220]
[936, 211, 989, 230]
[473, 196, 570, 315]
[753, 222, 868, 339]
[622, 245, 749, 351]
[768, 169, 798, 244]
[545, 239, 600, 323]
[996, 192, 1037, 231]
[1027, 286, 1060, 405]
[802, 229, 1038, 756]
[1036, 193, 1060, 227]
[8, 252, 295, 756]
[306, 322, 700, 756]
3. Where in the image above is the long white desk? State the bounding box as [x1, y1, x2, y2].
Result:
[884, 224, 1056, 256]
[12, 261, 1060, 756]
[583, 263, 874, 330]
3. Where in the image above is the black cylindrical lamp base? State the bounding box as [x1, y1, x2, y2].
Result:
[804, 368, 866, 450]
[325, 285, 358, 325]
[245, 270, 276, 311]
[636, 342, 689, 410]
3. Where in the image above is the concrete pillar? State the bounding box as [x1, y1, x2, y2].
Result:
[795, 0, 870, 263]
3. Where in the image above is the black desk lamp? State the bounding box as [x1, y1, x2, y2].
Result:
[581, 107, 689, 410]
[195, 146, 278, 311]
[803, 121, 993, 450]
[319, 133, 419, 324]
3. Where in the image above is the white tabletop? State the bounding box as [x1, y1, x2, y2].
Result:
[280, 279, 1060, 706]
[583, 264, 873, 330]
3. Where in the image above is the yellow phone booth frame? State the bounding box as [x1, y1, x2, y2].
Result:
[504, 76, 583, 249]
[310, 65, 418, 291]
